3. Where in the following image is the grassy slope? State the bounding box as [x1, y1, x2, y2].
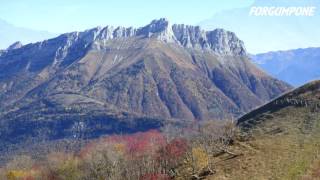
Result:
[211, 107, 320, 180]
[210, 81, 320, 179]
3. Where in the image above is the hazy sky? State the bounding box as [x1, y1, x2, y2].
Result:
[0, 0, 254, 33]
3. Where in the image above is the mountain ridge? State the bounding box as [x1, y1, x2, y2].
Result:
[2, 18, 246, 57]
[0, 18, 291, 153]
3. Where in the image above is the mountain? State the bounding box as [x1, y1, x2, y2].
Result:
[0, 18, 291, 152]
[252, 47, 320, 86]
[199, 0, 320, 53]
[213, 80, 320, 179]
[0, 19, 56, 49]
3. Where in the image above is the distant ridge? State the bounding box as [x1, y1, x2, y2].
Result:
[252, 47, 320, 86]
[0, 19, 56, 49]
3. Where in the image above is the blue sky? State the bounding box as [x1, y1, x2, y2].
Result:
[0, 0, 254, 33]
[1, 0, 318, 53]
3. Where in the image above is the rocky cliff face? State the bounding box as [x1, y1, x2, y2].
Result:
[0, 18, 245, 58]
[0, 18, 291, 151]
[6, 41, 23, 50]
[172, 25, 246, 55]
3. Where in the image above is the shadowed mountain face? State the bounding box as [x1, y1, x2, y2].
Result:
[0, 19, 291, 149]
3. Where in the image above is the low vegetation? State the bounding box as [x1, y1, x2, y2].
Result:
[2, 100, 320, 180]
[0, 120, 238, 180]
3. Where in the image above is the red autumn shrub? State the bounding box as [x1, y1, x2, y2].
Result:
[124, 130, 166, 156]
[156, 137, 188, 172]
[312, 167, 320, 178]
[79, 130, 166, 159]
[165, 138, 188, 157]
[158, 138, 188, 160]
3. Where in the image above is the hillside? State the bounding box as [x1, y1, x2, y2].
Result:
[0, 18, 291, 154]
[0, 80, 318, 179]
[210, 80, 320, 179]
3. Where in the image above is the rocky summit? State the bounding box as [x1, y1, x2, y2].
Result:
[6, 41, 23, 50]
[0, 18, 291, 150]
